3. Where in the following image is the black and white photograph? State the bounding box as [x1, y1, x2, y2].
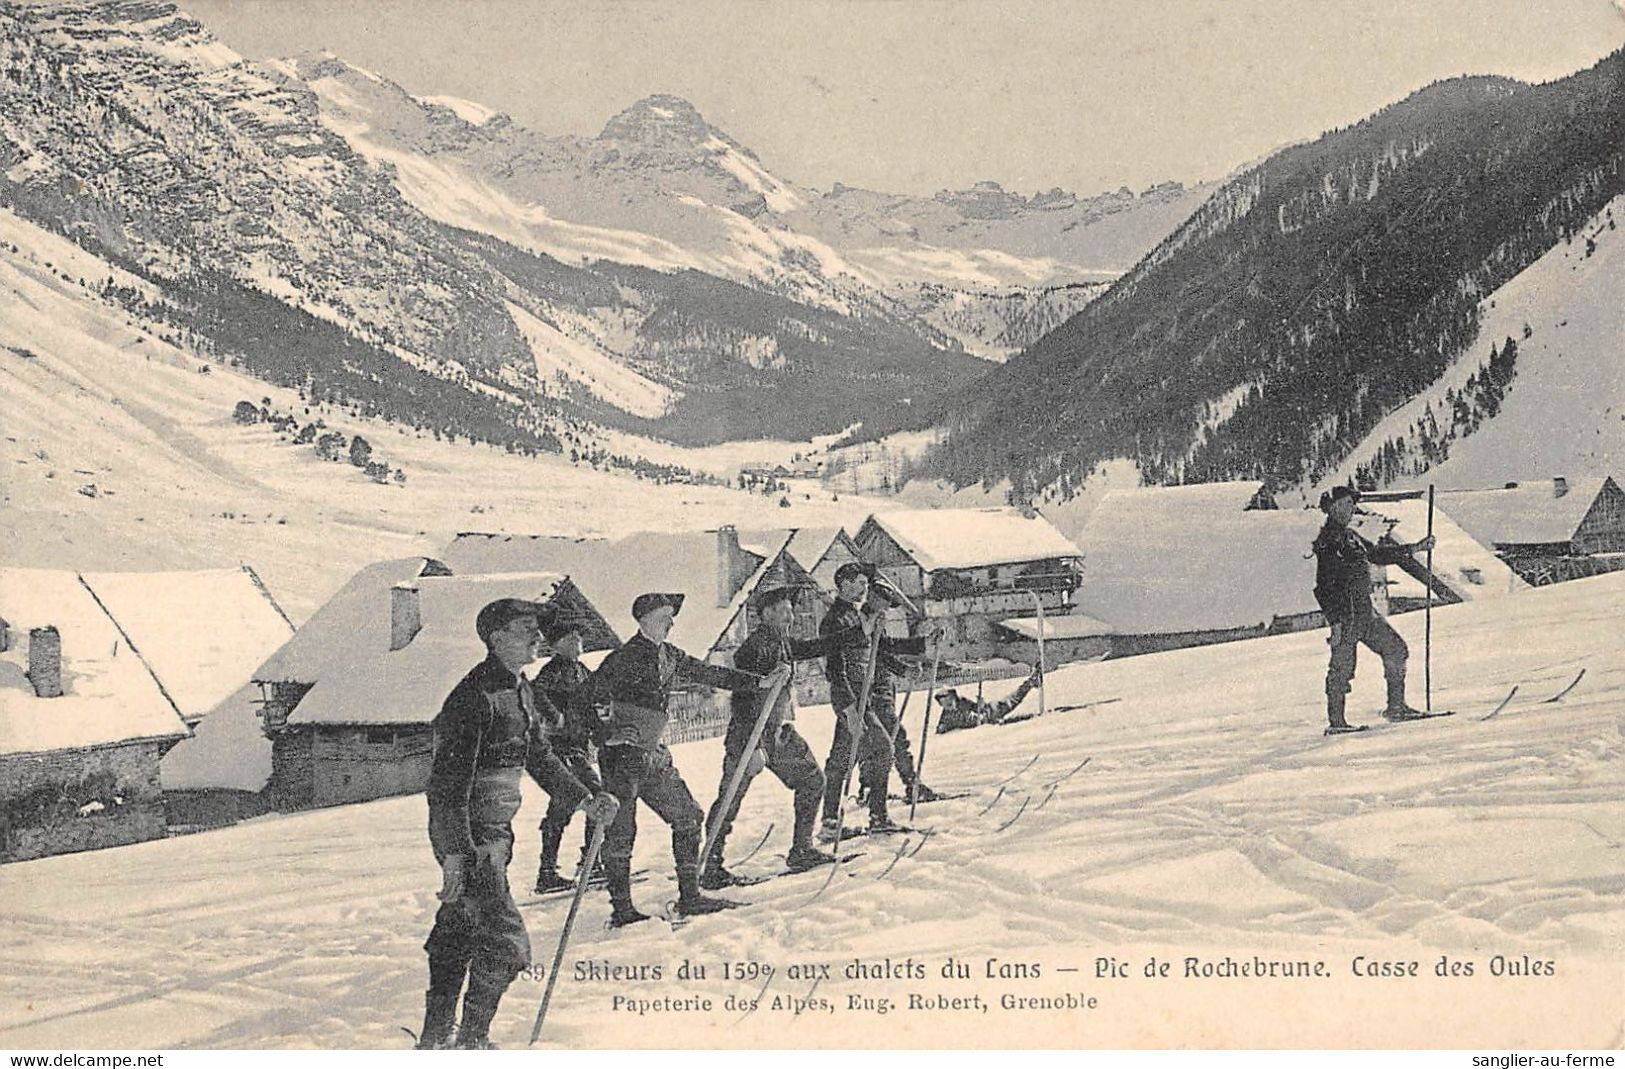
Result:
[1, 0, 1622, 1054]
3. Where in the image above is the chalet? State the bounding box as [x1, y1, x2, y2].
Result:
[1045, 483, 1328, 658]
[442, 527, 817, 741]
[256, 569, 615, 811]
[1, 569, 190, 862]
[853, 507, 1083, 662]
[1393, 477, 1625, 586]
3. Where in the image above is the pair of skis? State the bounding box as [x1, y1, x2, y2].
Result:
[1324, 668, 1586, 736]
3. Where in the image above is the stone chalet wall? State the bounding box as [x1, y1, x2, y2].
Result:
[1, 740, 167, 863]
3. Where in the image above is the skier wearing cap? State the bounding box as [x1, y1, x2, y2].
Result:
[417, 598, 620, 1049]
[934, 669, 1042, 733]
[1313, 486, 1436, 733]
[531, 619, 603, 895]
[581, 592, 791, 926]
[701, 585, 859, 888]
[818, 563, 933, 839]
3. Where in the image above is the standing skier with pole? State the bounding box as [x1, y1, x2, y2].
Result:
[817, 563, 933, 839]
[700, 584, 859, 888]
[417, 598, 620, 1049]
[531, 618, 602, 895]
[582, 592, 790, 926]
[1311, 486, 1436, 734]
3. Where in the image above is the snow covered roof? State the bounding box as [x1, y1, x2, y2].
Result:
[290, 572, 576, 726]
[437, 534, 614, 580]
[1433, 477, 1613, 547]
[1353, 502, 1528, 600]
[861, 508, 1081, 572]
[997, 613, 1116, 640]
[1073, 492, 1324, 634]
[1105, 480, 1276, 514]
[0, 569, 190, 757]
[738, 526, 853, 574]
[254, 557, 439, 682]
[80, 567, 293, 721]
[441, 529, 793, 658]
[160, 683, 270, 793]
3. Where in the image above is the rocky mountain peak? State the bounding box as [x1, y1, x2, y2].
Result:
[599, 94, 720, 146]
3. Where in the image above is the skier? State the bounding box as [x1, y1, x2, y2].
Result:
[701, 584, 856, 889]
[581, 592, 790, 926]
[418, 598, 620, 1049]
[531, 617, 602, 895]
[934, 669, 1041, 733]
[1312, 485, 1436, 733]
[817, 563, 933, 840]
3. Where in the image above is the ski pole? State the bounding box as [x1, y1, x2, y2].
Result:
[530, 820, 606, 1045]
[698, 669, 790, 874]
[1425, 484, 1435, 712]
[908, 641, 943, 825]
[831, 618, 885, 857]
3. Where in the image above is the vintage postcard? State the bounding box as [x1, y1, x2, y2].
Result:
[1, 0, 1622, 1054]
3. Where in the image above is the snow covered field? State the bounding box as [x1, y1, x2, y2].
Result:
[3, 574, 1620, 1050]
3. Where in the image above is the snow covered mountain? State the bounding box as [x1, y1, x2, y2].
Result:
[0, 2, 995, 444]
[294, 54, 1210, 361]
[911, 53, 1625, 500]
[1324, 194, 1625, 493]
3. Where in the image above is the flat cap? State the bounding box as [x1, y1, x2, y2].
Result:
[631, 592, 685, 622]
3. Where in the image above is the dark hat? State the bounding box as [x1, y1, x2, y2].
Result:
[542, 614, 584, 645]
[751, 584, 804, 611]
[1318, 485, 1361, 512]
[631, 592, 685, 622]
[833, 561, 875, 585]
[475, 597, 552, 645]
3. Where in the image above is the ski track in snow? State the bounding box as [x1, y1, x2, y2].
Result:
[1, 574, 1620, 1048]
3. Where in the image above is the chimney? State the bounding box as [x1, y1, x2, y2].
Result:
[0, 615, 10, 652]
[390, 584, 421, 651]
[715, 525, 754, 607]
[28, 625, 63, 698]
[1553, 477, 1568, 499]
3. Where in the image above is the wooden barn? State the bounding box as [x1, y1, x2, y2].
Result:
[256, 569, 616, 811]
[1, 569, 190, 862]
[852, 507, 1083, 663]
[1419, 476, 1625, 586]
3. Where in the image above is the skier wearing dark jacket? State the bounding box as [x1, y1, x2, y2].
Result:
[531, 620, 603, 894]
[419, 598, 619, 1050]
[701, 585, 857, 888]
[818, 563, 930, 837]
[934, 670, 1041, 733]
[580, 592, 790, 926]
[1312, 486, 1435, 733]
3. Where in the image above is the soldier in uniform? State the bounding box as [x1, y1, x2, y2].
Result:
[701, 584, 857, 888]
[817, 563, 933, 839]
[531, 618, 602, 894]
[418, 598, 620, 1049]
[934, 670, 1041, 733]
[1312, 485, 1436, 733]
[581, 592, 790, 926]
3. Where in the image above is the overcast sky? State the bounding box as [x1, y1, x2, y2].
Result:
[183, 0, 1625, 197]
